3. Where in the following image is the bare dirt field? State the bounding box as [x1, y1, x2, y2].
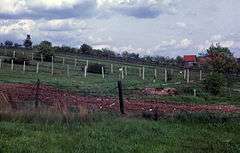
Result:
[1, 83, 240, 114]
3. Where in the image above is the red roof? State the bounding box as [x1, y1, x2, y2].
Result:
[183, 55, 197, 62]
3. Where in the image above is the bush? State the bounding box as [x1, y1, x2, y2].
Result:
[36, 41, 55, 62]
[203, 72, 225, 95]
[3, 54, 30, 65]
[87, 63, 106, 74]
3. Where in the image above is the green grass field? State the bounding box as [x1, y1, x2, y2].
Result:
[0, 113, 240, 153]
[0, 65, 239, 105]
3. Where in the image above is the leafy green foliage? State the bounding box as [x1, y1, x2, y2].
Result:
[37, 41, 55, 62]
[4, 40, 13, 48]
[206, 44, 238, 74]
[3, 54, 30, 65]
[87, 63, 106, 74]
[80, 43, 92, 55]
[203, 72, 225, 95]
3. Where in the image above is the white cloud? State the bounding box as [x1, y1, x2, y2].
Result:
[154, 39, 177, 51]
[38, 19, 87, 31]
[28, 0, 79, 9]
[0, 19, 35, 35]
[96, 0, 180, 18]
[87, 35, 113, 46]
[220, 40, 234, 48]
[0, 19, 36, 43]
[179, 38, 192, 48]
[176, 22, 186, 28]
[0, 0, 27, 14]
[210, 34, 222, 41]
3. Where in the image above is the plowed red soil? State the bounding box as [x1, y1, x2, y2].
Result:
[0, 83, 240, 113]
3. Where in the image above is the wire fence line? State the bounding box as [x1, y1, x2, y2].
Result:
[0, 79, 127, 114]
[0, 77, 187, 115]
[0, 49, 208, 84]
[2, 77, 239, 116]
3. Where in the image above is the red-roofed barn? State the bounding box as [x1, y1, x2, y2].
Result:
[183, 55, 197, 68]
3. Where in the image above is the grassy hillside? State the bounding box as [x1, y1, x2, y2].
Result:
[0, 48, 239, 105]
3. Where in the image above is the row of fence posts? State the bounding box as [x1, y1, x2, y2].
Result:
[2, 51, 204, 82]
[0, 59, 204, 82]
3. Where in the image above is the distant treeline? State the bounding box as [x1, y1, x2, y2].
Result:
[0, 38, 185, 68]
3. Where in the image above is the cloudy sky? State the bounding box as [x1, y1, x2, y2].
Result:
[0, 0, 240, 57]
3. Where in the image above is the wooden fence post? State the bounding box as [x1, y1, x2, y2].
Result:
[121, 67, 124, 79]
[62, 57, 65, 65]
[11, 59, 14, 71]
[67, 65, 70, 77]
[13, 51, 16, 58]
[139, 67, 141, 77]
[41, 54, 43, 63]
[184, 69, 186, 79]
[23, 61, 26, 73]
[36, 63, 39, 74]
[154, 68, 157, 79]
[142, 67, 145, 80]
[125, 66, 127, 76]
[199, 70, 202, 81]
[164, 68, 168, 83]
[117, 81, 125, 114]
[84, 65, 87, 78]
[187, 69, 190, 83]
[35, 79, 40, 108]
[51, 56, 54, 76]
[102, 67, 105, 79]
[74, 59, 77, 67]
[86, 60, 89, 68]
[193, 89, 197, 97]
[0, 59, 2, 69]
[111, 64, 113, 74]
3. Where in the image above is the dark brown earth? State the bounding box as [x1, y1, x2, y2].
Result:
[0, 83, 240, 114]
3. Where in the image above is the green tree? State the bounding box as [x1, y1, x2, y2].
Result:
[206, 43, 237, 74]
[23, 35, 32, 48]
[4, 40, 13, 48]
[205, 43, 238, 96]
[80, 44, 92, 55]
[37, 41, 54, 61]
[175, 56, 183, 65]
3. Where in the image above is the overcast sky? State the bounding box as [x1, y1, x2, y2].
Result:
[0, 0, 240, 57]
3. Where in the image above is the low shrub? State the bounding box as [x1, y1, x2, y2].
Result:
[3, 54, 30, 65]
[203, 72, 225, 95]
[87, 63, 106, 74]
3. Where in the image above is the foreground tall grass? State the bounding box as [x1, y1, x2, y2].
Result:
[1, 98, 240, 153]
[1, 103, 240, 153]
[0, 111, 240, 153]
